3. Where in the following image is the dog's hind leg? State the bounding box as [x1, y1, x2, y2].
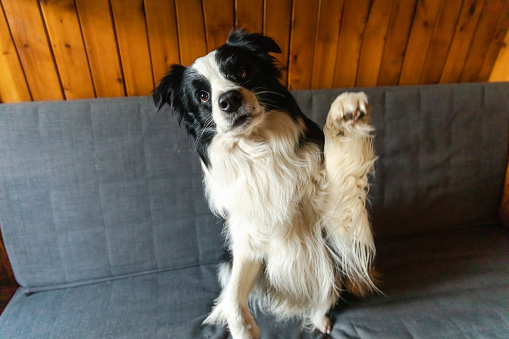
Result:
[322, 92, 378, 295]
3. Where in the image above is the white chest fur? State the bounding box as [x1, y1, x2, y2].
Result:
[202, 111, 324, 253]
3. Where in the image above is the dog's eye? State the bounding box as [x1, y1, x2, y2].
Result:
[198, 90, 210, 102]
[236, 68, 247, 79]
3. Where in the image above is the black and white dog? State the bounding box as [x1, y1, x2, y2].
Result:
[153, 30, 377, 338]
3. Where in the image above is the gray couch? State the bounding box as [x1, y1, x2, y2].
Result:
[0, 83, 508, 338]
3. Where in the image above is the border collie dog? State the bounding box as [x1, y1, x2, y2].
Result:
[153, 30, 377, 338]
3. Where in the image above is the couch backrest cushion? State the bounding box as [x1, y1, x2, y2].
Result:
[0, 97, 223, 289]
[295, 83, 509, 238]
[1, 83, 508, 289]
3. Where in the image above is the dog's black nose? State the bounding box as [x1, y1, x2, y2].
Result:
[218, 90, 243, 113]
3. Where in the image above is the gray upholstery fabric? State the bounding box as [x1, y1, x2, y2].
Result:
[0, 97, 223, 289]
[0, 83, 508, 338]
[1, 225, 507, 338]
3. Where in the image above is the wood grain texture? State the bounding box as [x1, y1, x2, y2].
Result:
[264, 0, 292, 85]
[0, 0, 508, 101]
[1, 0, 63, 100]
[175, 0, 207, 66]
[489, 22, 509, 81]
[479, 1, 509, 81]
[440, 0, 484, 83]
[111, 0, 154, 96]
[332, 0, 371, 88]
[236, 0, 264, 33]
[377, 0, 417, 86]
[312, 0, 344, 89]
[419, 0, 463, 84]
[399, 0, 443, 85]
[288, 0, 320, 89]
[356, 0, 393, 87]
[145, 0, 181, 84]
[40, 0, 95, 99]
[0, 2, 31, 102]
[76, 0, 125, 98]
[460, 0, 506, 82]
[203, 0, 234, 51]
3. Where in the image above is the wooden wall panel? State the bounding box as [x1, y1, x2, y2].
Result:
[479, 1, 509, 81]
[264, 0, 292, 85]
[2, 0, 63, 101]
[145, 0, 180, 84]
[460, 0, 507, 82]
[236, 0, 264, 33]
[311, 0, 344, 89]
[332, 0, 371, 88]
[203, 0, 234, 52]
[175, 0, 207, 66]
[76, 0, 125, 98]
[288, 0, 320, 89]
[489, 23, 509, 81]
[0, 0, 508, 103]
[356, 0, 393, 87]
[377, 0, 416, 86]
[440, 0, 484, 83]
[0, 3, 31, 102]
[111, 0, 154, 96]
[419, 0, 463, 84]
[399, 0, 442, 85]
[40, 0, 95, 99]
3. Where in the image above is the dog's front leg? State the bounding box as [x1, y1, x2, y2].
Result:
[223, 253, 262, 339]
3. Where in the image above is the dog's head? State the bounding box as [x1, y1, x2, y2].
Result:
[153, 30, 290, 165]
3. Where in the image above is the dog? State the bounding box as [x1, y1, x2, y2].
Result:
[153, 30, 377, 338]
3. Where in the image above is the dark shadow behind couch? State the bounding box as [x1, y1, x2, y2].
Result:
[0, 83, 508, 338]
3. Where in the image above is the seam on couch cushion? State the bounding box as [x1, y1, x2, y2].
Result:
[22, 260, 219, 296]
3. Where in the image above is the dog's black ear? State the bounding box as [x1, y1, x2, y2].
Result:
[226, 29, 282, 54]
[152, 64, 187, 113]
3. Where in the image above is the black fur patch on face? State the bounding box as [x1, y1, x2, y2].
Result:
[153, 64, 217, 167]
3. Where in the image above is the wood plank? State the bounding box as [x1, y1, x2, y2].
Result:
[145, 0, 181, 84]
[479, 1, 509, 81]
[110, 0, 154, 96]
[203, 0, 234, 51]
[440, 0, 484, 83]
[0, 285, 18, 315]
[0, 230, 16, 286]
[332, 0, 371, 88]
[311, 0, 344, 89]
[399, 0, 442, 85]
[1, 0, 63, 100]
[40, 0, 95, 100]
[419, 0, 463, 84]
[288, 0, 320, 89]
[264, 0, 293, 85]
[0, 2, 31, 102]
[460, 0, 506, 82]
[488, 22, 509, 81]
[499, 151, 509, 228]
[76, 0, 125, 98]
[236, 0, 264, 33]
[377, 0, 417, 86]
[356, 0, 393, 87]
[174, 0, 207, 66]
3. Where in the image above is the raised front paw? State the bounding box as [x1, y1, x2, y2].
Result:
[327, 92, 370, 131]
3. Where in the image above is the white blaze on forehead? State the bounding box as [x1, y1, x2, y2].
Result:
[191, 51, 237, 92]
[191, 50, 244, 133]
